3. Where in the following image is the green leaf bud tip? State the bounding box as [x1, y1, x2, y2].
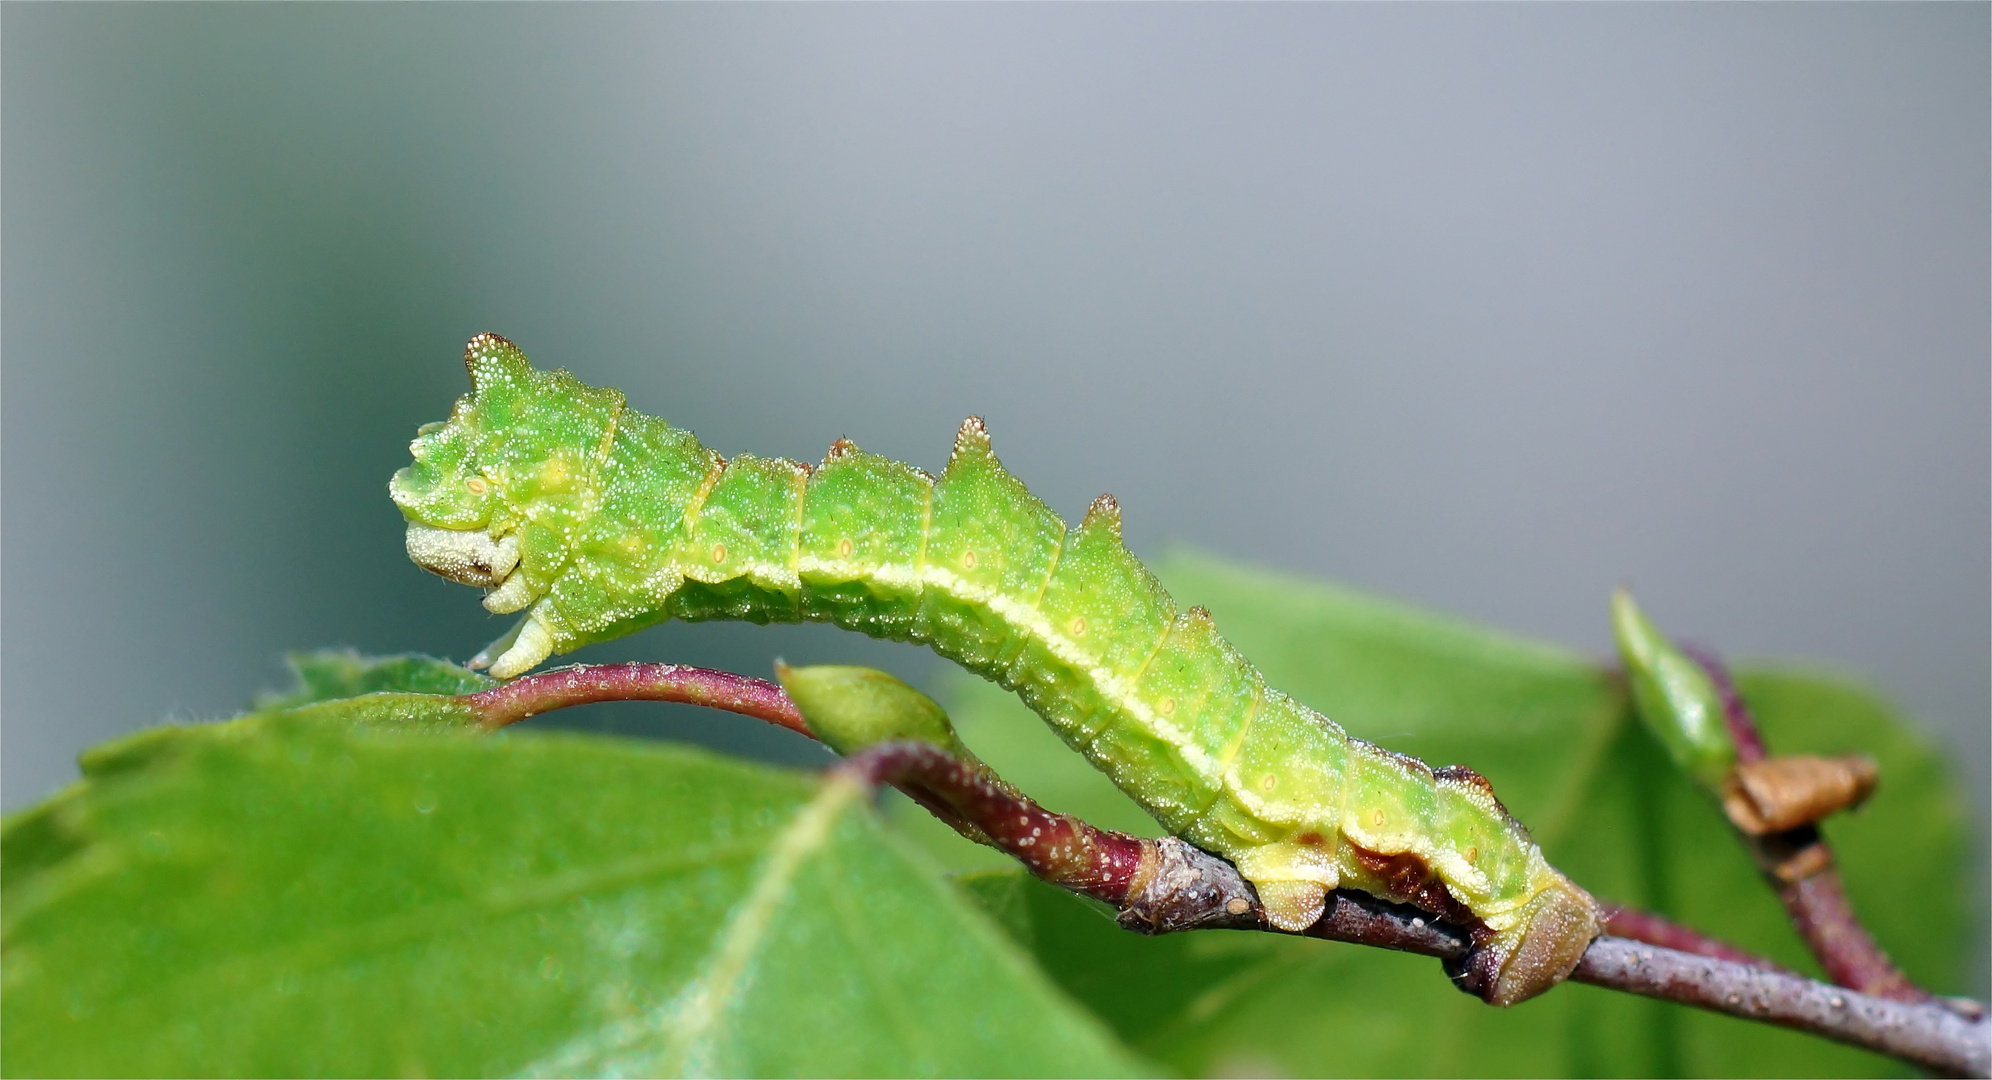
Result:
[775, 663, 972, 760]
[1610, 588, 1736, 792]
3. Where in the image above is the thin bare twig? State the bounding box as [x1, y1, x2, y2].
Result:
[1682, 645, 1930, 1003]
[1575, 937, 1986, 1077]
[1600, 903, 1796, 975]
[460, 662, 812, 738]
[837, 739, 1158, 915]
[453, 663, 1989, 1074]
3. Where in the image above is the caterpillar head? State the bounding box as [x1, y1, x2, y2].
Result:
[391, 334, 625, 674]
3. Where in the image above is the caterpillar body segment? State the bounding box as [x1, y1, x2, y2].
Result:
[391, 334, 1602, 1004]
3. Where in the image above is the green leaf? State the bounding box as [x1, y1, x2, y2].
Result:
[3, 704, 1142, 1078]
[255, 649, 499, 708]
[906, 550, 1970, 1077]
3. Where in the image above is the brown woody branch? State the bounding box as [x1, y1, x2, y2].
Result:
[457, 663, 1990, 1075]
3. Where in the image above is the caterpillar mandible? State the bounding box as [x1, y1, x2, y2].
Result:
[391, 333, 1602, 1005]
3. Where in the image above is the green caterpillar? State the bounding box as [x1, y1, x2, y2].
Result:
[391, 333, 1601, 1004]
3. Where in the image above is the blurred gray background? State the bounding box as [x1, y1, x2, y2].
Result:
[5, 3, 1984, 974]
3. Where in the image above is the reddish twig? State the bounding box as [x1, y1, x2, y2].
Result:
[838, 740, 1151, 909]
[449, 662, 1988, 1074]
[460, 662, 812, 738]
[1682, 646, 1930, 1003]
[836, 740, 1259, 933]
[1683, 643, 1769, 763]
[1602, 903, 1796, 975]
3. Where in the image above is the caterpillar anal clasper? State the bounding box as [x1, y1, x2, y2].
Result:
[391, 334, 1603, 1005]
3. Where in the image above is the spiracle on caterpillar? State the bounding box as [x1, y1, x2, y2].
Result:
[390, 332, 1603, 1005]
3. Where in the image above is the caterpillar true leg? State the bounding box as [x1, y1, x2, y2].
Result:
[466, 611, 554, 677]
[484, 610, 556, 678]
[391, 334, 1602, 1004]
[482, 569, 536, 614]
[465, 617, 525, 672]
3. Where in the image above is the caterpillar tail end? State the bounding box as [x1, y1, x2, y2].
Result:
[1448, 873, 1602, 1006]
[469, 615, 555, 679]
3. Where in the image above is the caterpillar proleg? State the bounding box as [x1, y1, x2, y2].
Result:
[390, 334, 1602, 1004]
